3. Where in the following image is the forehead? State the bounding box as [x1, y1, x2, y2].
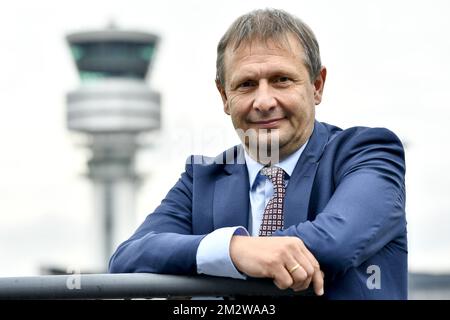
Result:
[223, 34, 306, 80]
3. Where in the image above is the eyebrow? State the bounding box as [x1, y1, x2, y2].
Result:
[229, 67, 300, 86]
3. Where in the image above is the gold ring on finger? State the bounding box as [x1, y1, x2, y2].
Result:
[288, 263, 300, 274]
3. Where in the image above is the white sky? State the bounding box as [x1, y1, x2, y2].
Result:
[0, 0, 449, 275]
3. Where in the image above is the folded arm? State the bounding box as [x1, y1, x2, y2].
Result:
[273, 128, 406, 278]
[108, 159, 206, 274]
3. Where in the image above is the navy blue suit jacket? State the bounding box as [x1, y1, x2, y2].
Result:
[109, 121, 407, 299]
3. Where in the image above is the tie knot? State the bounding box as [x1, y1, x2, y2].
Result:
[260, 166, 285, 188]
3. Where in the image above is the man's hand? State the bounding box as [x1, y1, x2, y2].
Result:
[230, 236, 324, 296]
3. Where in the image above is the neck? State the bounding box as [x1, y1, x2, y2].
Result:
[244, 142, 302, 165]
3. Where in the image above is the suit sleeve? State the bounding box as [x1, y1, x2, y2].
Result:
[274, 128, 406, 277]
[108, 157, 206, 274]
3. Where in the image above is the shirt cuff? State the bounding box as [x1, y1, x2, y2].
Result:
[196, 226, 249, 279]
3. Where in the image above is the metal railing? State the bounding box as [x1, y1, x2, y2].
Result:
[0, 273, 313, 300]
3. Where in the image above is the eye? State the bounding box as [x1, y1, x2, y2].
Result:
[239, 80, 256, 88]
[274, 76, 291, 83]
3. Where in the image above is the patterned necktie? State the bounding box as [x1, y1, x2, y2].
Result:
[259, 166, 286, 236]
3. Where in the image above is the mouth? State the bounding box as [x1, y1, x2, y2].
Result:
[250, 117, 285, 129]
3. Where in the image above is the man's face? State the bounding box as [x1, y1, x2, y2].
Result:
[217, 33, 326, 161]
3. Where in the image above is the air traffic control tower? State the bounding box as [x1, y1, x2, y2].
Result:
[66, 27, 160, 269]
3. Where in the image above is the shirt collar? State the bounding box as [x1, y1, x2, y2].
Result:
[244, 140, 309, 189]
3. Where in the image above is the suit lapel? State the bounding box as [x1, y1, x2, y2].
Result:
[213, 146, 250, 230]
[284, 121, 329, 227]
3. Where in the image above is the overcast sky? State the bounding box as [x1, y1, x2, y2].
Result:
[0, 0, 449, 275]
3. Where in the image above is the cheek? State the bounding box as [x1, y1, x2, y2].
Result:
[281, 94, 314, 126]
[229, 96, 251, 121]
[287, 88, 314, 110]
[279, 92, 306, 116]
[231, 110, 247, 129]
[227, 104, 245, 128]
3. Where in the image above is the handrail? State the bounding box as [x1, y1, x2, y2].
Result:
[0, 273, 314, 300]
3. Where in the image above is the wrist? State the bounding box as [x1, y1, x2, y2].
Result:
[230, 235, 247, 268]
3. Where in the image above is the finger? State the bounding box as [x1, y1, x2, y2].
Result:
[272, 265, 294, 290]
[300, 245, 320, 274]
[290, 245, 315, 277]
[312, 269, 325, 296]
[292, 274, 311, 291]
[299, 246, 324, 295]
[289, 252, 314, 290]
[286, 257, 310, 291]
[291, 269, 311, 292]
[290, 266, 309, 291]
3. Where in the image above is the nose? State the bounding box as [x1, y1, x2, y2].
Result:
[252, 81, 277, 112]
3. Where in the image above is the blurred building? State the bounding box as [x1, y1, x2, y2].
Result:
[65, 25, 161, 270]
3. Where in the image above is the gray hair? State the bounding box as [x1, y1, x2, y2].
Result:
[216, 8, 322, 87]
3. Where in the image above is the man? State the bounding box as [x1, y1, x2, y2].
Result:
[109, 8, 407, 299]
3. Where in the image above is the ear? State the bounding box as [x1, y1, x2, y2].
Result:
[216, 79, 230, 115]
[313, 67, 327, 105]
